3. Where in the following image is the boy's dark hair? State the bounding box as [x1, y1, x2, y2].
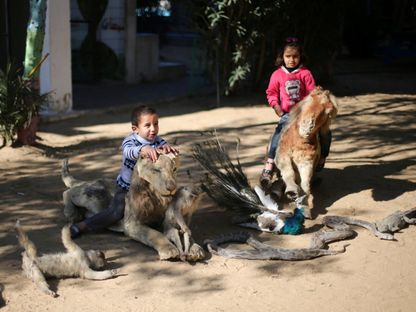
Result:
[131, 105, 157, 126]
[275, 37, 307, 67]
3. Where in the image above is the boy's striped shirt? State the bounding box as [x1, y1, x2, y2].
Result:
[116, 132, 167, 190]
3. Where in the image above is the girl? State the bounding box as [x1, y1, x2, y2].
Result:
[260, 37, 330, 186]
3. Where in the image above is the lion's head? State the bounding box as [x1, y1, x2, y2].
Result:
[296, 87, 338, 139]
[136, 152, 180, 196]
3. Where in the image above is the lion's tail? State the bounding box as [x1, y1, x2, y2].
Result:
[61, 158, 78, 188]
[15, 220, 38, 260]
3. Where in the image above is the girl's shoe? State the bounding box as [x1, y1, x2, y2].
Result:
[259, 168, 273, 188]
[259, 159, 275, 188]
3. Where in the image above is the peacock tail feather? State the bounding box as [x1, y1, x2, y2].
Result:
[192, 135, 262, 214]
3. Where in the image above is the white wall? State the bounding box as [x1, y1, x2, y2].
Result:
[40, 0, 73, 114]
[70, 0, 125, 56]
[100, 0, 125, 55]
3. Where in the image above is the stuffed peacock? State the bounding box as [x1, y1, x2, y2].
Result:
[192, 134, 304, 235]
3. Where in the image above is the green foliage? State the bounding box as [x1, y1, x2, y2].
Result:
[0, 64, 46, 145]
[186, 0, 346, 95]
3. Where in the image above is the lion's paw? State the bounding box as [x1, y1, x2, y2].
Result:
[186, 243, 206, 262]
[158, 244, 180, 261]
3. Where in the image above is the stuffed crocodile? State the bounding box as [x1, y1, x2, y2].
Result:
[375, 207, 416, 233]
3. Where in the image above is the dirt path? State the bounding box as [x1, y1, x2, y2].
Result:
[0, 89, 415, 311]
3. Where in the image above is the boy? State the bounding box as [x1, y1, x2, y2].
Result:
[70, 105, 178, 238]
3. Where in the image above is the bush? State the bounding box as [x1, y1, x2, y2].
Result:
[0, 63, 46, 146]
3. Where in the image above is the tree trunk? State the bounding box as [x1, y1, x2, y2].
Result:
[24, 0, 47, 79]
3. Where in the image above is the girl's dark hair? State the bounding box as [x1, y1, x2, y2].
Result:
[274, 37, 306, 67]
[131, 105, 157, 126]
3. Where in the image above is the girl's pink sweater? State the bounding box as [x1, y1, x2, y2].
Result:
[266, 65, 315, 113]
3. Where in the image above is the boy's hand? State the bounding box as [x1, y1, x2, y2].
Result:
[140, 145, 159, 162]
[159, 144, 179, 155]
[273, 105, 284, 117]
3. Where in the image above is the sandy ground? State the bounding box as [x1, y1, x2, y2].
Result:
[0, 76, 415, 311]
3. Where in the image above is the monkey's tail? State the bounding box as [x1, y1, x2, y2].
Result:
[61, 225, 83, 254]
[15, 220, 38, 260]
[61, 158, 78, 188]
